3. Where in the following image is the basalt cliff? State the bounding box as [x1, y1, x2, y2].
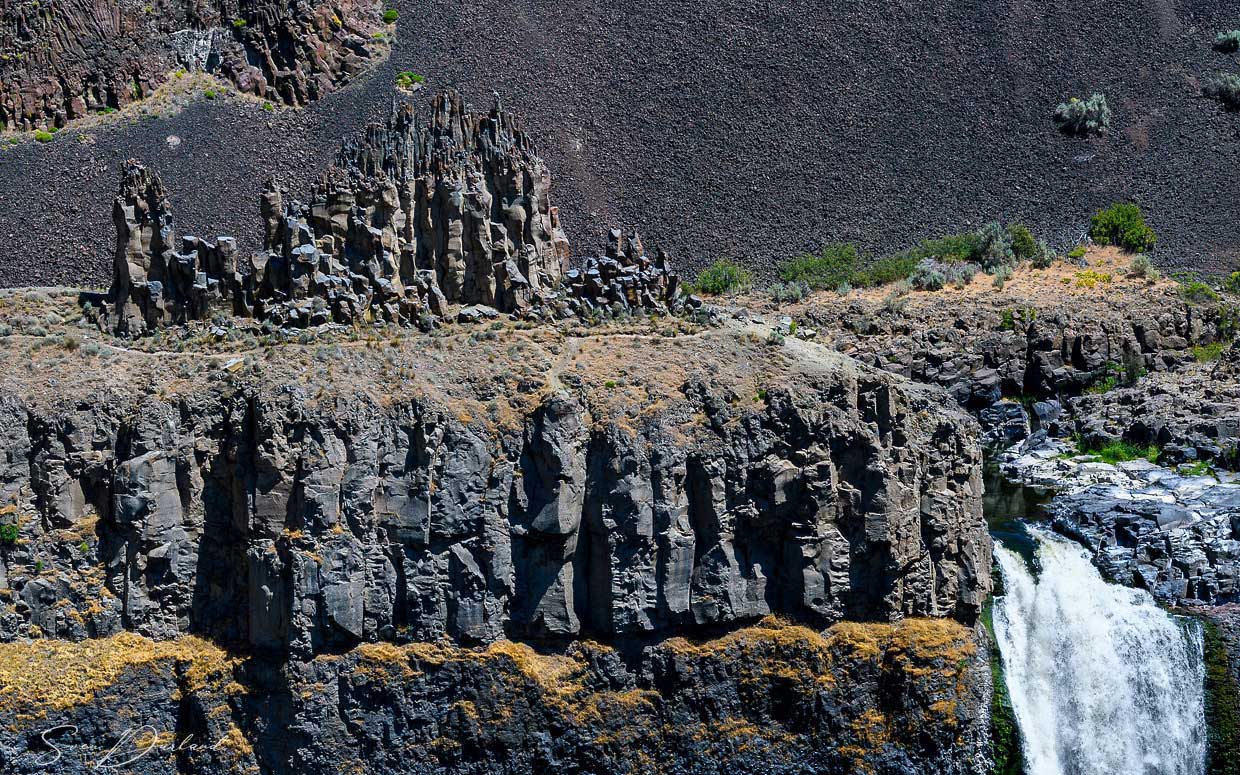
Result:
[0, 295, 992, 773]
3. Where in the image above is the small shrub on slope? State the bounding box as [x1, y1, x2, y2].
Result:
[1007, 223, 1036, 261]
[1215, 30, 1240, 53]
[693, 261, 751, 295]
[778, 244, 861, 290]
[1204, 73, 1240, 110]
[1089, 204, 1156, 253]
[1054, 93, 1112, 135]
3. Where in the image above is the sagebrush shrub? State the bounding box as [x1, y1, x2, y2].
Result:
[1054, 93, 1111, 135]
[1127, 254, 1158, 281]
[1216, 30, 1240, 52]
[1204, 73, 1240, 109]
[976, 222, 1015, 271]
[1031, 240, 1054, 269]
[1090, 203, 1157, 252]
[910, 260, 946, 291]
[767, 280, 808, 304]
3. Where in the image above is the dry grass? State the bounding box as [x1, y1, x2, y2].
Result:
[0, 632, 239, 720]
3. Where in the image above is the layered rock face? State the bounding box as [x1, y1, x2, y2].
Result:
[0, 297, 992, 772]
[0, 329, 987, 653]
[102, 94, 575, 334]
[0, 618, 991, 775]
[1070, 343, 1240, 467]
[0, 0, 385, 131]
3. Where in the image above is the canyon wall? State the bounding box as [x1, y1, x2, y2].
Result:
[0, 299, 993, 772]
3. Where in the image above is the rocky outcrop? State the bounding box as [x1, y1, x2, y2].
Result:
[0, 320, 988, 654]
[1070, 343, 1240, 467]
[998, 435, 1240, 606]
[237, 93, 570, 325]
[0, 617, 992, 775]
[102, 93, 577, 334]
[805, 283, 1233, 408]
[551, 228, 686, 319]
[0, 0, 385, 131]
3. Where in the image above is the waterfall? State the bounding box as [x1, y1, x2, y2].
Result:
[993, 530, 1207, 775]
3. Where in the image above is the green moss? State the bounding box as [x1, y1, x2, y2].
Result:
[981, 600, 1023, 775]
[1202, 619, 1240, 775]
[383, 8, 398, 23]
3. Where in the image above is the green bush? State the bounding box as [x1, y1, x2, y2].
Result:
[1216, 30, 1240, 53]
[1225, 272, 1240, 294]
[778, 243, 861, 289]
[383, 8, 398, 23]
[33, 130, 53, 143]
[204, 89, 217, 99]
[1193, 342, 1228, 362]
[1054, 93, 1111, 135]
[395, 71, 426, 89]
[232, 17, 247, 28]
[1204, 73, 1240, 110]
[1089, 203, 1156, 252]
[859, 253, 918, 286]
[1067, 245, 1087, 261]
[902, 232, 983, 264]
[0, 522, 17, 544]
[692, 260, 751, 295]
[1180, 281, 1221, 305]
[1008, 223, 1036, 260]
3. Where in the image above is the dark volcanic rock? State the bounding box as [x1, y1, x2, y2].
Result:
[1070, 342, 1240, 467]
[0, 0, 386, 130]
[0, 617, 992, 775]
[0, 346, 989, 652]
[101, 92, 574, 334]
[4, 0, 1240, 289]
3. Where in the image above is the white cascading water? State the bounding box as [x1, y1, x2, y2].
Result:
[993, 530, 1207, 775]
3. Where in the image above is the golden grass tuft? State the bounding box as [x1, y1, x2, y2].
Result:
[0, 632, 238, 720]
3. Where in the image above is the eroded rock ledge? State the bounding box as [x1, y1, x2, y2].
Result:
[0, 319, 988, 655]
[0, 617, 990, 775]
[0, 0, 386, 131]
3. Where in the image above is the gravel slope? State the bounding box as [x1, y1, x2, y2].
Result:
[2, 0, 1239, 288]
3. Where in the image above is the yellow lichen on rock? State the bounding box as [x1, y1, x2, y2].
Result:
[0, 632, 237, 720]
